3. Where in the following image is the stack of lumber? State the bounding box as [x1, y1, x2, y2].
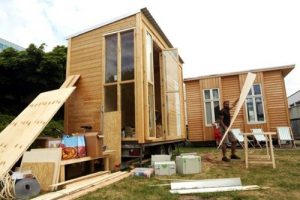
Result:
[32, 171, 131, 200]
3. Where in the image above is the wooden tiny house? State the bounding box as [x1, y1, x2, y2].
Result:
[184, 65, 294, 142]
[64, 8, 186, 166]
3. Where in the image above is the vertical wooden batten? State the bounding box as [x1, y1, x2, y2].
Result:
[135, 13, 145, 143]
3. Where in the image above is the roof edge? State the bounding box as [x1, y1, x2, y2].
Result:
[184, 64, 295, 82]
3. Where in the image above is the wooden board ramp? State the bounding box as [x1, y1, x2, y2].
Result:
[31, 171, 131, 200]
[0, 87, 76, 178]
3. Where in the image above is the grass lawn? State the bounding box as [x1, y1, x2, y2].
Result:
[78, 145, 300, 200]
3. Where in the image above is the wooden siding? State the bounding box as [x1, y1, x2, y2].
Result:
[199, 77, 221, 141]
[185, 81, 203, 141]
[65, 15, 136, 133]
[264, 71, 290, 131]
[221, 76, 245, 130]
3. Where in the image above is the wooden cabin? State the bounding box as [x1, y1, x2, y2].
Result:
[184, 65, 294, 142]
[64, 8, 186, 167]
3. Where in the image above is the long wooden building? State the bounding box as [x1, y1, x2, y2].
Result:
[184, 65, 294, 142]
[64, 8, 186, 167]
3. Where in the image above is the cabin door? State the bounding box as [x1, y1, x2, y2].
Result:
[161, 49, 182, 140]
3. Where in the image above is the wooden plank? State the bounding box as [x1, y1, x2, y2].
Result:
[20, 162, 55, 192]
[60, 172, 131, 200]
[50, 171, 109, 187]
[60, 75, 81, 89]
[103, 111, 121, 170]
[218, 73, 256, 148]
[31, 172, 130, 200]
[0, 88, 75, 177]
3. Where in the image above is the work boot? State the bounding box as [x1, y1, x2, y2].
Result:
[222, 156, 230, 162]
[230, 154, 241, 159]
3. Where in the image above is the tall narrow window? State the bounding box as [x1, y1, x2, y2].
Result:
[121, 31, 134, 80]
[121, 83, 135, 138]
[105, 34, 118, 83]
[146, 32, 155, 137]
[246, 84, 265, 123]
[204, 88, 220, 125]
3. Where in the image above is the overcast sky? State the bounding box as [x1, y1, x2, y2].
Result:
[1, 0, 299, 96]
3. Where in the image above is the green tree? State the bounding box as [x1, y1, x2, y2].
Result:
[0, 44, 67, 115]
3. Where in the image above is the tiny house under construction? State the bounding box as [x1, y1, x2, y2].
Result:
[64, 8, 186, 167]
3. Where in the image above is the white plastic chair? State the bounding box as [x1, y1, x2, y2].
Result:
[251, 129, 267, 148]
[276, 127, 296, 148]
[231, 128, 255, 148]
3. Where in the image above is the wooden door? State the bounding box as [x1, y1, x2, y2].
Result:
[161, 49, 182, 140]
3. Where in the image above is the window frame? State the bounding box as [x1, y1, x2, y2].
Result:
[203, 88, 220, 126]
[245, 83, 266, 124]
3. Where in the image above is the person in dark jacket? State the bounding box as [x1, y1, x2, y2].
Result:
[219, 100, 240, 162]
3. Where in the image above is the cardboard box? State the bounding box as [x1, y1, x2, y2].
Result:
[33, 137, 61, 148]
[176, 155, 201, 175]
[84, 132, 103, 157]
[154, 161, 176, 176]
[151, 155, 171, 166]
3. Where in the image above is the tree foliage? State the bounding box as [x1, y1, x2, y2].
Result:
[0, 44, 67, 115]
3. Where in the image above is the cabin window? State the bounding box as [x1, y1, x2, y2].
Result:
[121, 30, 134, 81]
[105, 34, 118, 83]
[246, 84, 265, 123]
[203, 88, 220, 125]
[105, 85, 117, 112]
[104, 29, 136, 139]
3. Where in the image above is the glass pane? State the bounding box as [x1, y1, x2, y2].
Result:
[148, 83, 155, 137]
[205, 102, 212, 124]
[253, 84, 261, 95]
[121, 31, 134, 81]
[166, 93, 180, 136]
[121, 83, 135, 138]
[105, 34, 118, 83]
[105, 85, 117, 112]
[213, 89, 219, 99]
[213, 101, 220, 122]
[204, 90, 210, 100]
[255, 97, 264, 121]
[248, 88, 252, 96]
[246, 98, 255, 122]
[146, 32, 154, 82]
[163, 49, 179, 92]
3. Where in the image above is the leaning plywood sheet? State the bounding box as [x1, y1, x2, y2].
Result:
[21, 148, 62, 191]
[218, 73, 256, 148]
[60, 75, 80, 88]
[21, 162, 55, 192]
[0, 87, 75, 177]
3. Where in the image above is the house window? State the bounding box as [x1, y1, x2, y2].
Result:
[203, 88, 220, 125]
[246, 84, 265, 123]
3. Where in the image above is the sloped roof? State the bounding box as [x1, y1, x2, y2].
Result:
[67, 7, 184, 63]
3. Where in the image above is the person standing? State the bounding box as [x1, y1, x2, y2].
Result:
[219, 100, 240, 162]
